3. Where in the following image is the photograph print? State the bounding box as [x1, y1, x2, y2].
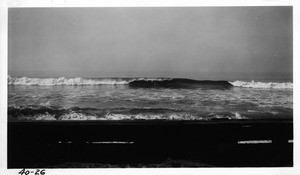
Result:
[8, 7, 293, 168]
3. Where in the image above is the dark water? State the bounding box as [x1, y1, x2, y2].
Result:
[8, 76, 293, 121]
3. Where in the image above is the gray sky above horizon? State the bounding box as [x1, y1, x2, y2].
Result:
[8, 7, 292, 79]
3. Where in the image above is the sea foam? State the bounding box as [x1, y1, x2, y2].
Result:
[7, 76, 172, 86]
[8, 76, 128, 86]
[230, 80, 292, 89]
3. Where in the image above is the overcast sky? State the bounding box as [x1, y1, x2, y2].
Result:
[8, 7, 292, 80]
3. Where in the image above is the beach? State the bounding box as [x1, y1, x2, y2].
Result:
[8, 119, 293, 168]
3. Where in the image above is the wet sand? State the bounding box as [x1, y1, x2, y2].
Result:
[8, 119, 293, 168]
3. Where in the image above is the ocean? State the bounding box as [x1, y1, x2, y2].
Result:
[8, 76, 293, 121]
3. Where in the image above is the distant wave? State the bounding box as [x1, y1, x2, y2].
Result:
[7, 76, 232, 89]
[8, 75, 128, 85]
[128, 78, 232, 89]
[8, 76, 292, 89]
[230, 80, 293, 89]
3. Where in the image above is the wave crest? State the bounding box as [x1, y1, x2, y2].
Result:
[8, 76, 128, 86]
[8, 76, 232, 89]
[230, 80, 293, 89]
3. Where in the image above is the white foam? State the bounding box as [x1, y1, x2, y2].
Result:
[13, 111, 247, 121]
[39, 101, 51, 107]
[233, 112, 243, 119]
[230, 80, 293, 89]
[8, 76, 129, 86]
[34, 113, 56, 120]
[18, 112, 57, 120]
[135, 77, 170, 81]
[208, 112, 247, 120]
[104, 113, 200, 120]
[7, 76, 173, 86]
[58, 112, 99, 120]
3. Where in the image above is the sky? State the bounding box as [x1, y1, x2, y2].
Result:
[8, 7, 293, 80]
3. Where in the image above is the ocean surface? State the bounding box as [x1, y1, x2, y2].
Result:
[8, 76, 293, 121]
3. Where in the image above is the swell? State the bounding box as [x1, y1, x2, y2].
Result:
[128, 78, 232, 89]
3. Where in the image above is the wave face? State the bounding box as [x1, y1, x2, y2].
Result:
[128, 78, 233, 89]
[231, 81, 293, 89]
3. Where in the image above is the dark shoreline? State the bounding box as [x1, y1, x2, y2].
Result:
[8, 119, 293, 168]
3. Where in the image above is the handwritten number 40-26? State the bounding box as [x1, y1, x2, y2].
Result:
[18, 168, 45, 175]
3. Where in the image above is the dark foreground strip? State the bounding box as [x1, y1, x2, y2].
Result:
[8, 119, 293, 168]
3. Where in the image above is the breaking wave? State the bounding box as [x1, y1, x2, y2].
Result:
[231, 80, 293, 89]
[8, 76, 292, 89]
[7, 76, 231, 89]
[8, 75, 128, 85]
[8, 106, 247, 121]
